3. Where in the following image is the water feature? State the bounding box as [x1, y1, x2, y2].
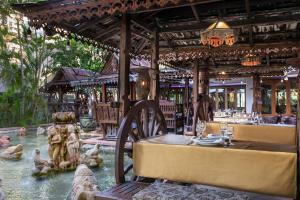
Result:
[0, 132, 116, 200]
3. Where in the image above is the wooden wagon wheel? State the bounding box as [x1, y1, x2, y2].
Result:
[115, 100, 167, 184]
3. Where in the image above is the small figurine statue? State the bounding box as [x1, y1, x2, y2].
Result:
[0, 144, 23, 160]
[0, 179, 5, 200]
[71, 164, 100, 200]
[67, 133, 80, 168]
[33, 148, 50, 175]
[0, 135, 10, 148]
[18, 127, 26, 136]
[80, 144, 103, 167]
[48, 126, 62, 169]
[36, 127, 46, 136]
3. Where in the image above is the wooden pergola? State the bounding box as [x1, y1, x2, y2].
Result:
[13, 0, 300, 199]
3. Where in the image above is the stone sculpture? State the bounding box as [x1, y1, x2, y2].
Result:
[36, 127, 46, 136]
[67, 133, 80, 168]
[71, 164, 100, 200]
[80, 144, 103, 167]
[17, 127, 26, 136]
[32, 148, 50, 175]
[0, 135, 10, 148]
[0, 179, 4, 200]
[0, 144, 23, 160]
[46, 112, 81, 171]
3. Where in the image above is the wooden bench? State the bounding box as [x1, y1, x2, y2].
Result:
[94, 100, 298, 200]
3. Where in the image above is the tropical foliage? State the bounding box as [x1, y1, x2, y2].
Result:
[0, 2, 107, 127]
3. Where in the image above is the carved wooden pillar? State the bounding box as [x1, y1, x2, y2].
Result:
[101, 84, 106, 103]
[296, 73, 300, 198]
[198, 67, 209, 95]
[118, 14, 131, 118]
[150, 28, 159, 103]
[130, 82, 136, 101]
[252, 74, 262, 113]
[184, 78, 189, 124]
[193, 60, 199, 104]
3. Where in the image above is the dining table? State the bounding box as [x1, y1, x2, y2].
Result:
[133, 134, 297, 198]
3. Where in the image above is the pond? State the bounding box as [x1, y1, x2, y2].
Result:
[0, 132, 116, 200]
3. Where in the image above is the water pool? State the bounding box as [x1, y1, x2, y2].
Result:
[0, 133, 116, 200]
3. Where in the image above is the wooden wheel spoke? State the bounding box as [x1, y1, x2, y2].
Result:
[148, 111, 156, 136]
[128, 130, 139, 142]
[134, 116, 145, 139]
[115, 100, 167, 184]
[124, 163, 133, 175]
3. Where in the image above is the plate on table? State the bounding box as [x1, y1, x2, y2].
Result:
[207, 134, 223, 139]
[192, 137, 224, 146]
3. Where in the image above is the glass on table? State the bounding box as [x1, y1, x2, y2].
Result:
[196, 120, 207, 137]
[219, 122, 228, 136]
[226, 126, 234, 145]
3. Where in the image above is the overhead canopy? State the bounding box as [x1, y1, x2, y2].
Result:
[13, 0, 300, 76]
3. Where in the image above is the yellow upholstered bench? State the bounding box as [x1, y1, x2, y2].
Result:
[204, 122, 296, 145]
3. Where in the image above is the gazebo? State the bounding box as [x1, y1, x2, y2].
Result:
[42, 67, 99, 120]
[13, 1, 300, 199]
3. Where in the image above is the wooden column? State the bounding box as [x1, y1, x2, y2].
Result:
[101, 84, 106, 103]
[184, 78, 189, 124]
[118, 14, 131, 117]
[252, 74, 262, 113]
[198, 67, 209, 95]
[192, 60, 199, 104]
[224, 88, 228, 110]
[296, 74, 300, 198]
[286, 80, 291, 115]
[150, 28, 159, 103]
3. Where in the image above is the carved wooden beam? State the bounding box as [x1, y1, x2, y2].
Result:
[160, 13, 300, 33]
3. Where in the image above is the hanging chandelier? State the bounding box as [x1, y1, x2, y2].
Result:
[241, 54, 261, 67]
[200, 20, 237, 47]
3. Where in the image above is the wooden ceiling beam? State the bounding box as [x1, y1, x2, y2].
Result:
[160, 13, 300, 33]
[131, 30, 151, 41]
[245, 0, 253, 46]
[94, 22, 120, 40]
[191, 5, 201, 23]
[131, 18, 153, 34]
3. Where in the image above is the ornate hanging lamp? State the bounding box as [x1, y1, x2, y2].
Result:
[200, 20, 237, 47]
[241, 53, 261, 67]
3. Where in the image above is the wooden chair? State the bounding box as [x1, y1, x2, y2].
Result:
[93, 102, 119, 139]
[159, 100, 184, 134]
[95, 100, 166, 199]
